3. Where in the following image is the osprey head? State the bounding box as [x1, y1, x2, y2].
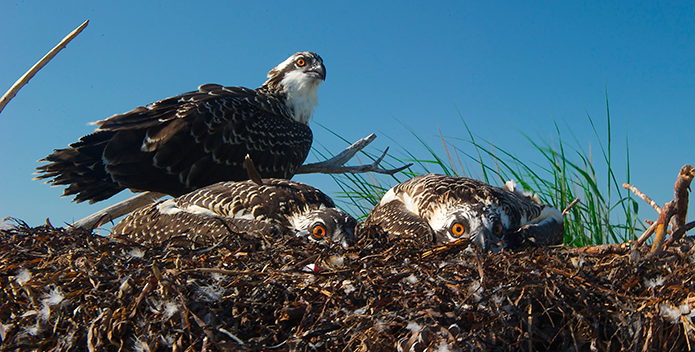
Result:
[263, 51, 326, 124]
[291, 208, 356, 249]
[428, 203, 505, 251]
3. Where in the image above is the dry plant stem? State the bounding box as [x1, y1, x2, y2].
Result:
[622, 183, 661, 213]
[72, 191, 166, 230]
[0, 20, 89, 114]
[73, 134, 409, 229]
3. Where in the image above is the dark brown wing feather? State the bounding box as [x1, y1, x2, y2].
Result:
[35, 85, 312, 203]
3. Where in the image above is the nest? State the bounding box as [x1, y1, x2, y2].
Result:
[2, 221, 695, 352]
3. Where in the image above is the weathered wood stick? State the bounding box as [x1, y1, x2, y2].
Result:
[0, 20, 89, 114]
[71, 191, 166, 230]
[622, 183, 661, 213]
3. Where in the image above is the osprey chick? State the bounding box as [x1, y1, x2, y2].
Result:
[363, 174, 564, 250]
[111, 179, 356, 249]
[35, 52, 325, 203]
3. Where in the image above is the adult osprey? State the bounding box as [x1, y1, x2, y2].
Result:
[35, 52, 325, 203]
[363, 174, 564, 250]
[111, 179, 356, 249]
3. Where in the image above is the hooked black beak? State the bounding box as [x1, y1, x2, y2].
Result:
[307, 62, 326, 80]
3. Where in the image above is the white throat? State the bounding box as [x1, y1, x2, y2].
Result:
[280, 71, 322, 124]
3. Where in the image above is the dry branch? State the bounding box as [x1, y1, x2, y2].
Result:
[562, 198, 580, 215]
[0, 20, 89, 114]
[645, 164, 694, 257]
[623, 182, 661, 213]
[71, 191, 166, 230]
[296, 133, 412, 175]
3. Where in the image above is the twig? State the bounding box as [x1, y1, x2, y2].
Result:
[0, 20, 89, 114]
[296, 134, 412, 175]
[635, 221, 658, 246]
[622, 183, 661, 213]
[568, 242, 631, 255]
[647, 202, 674, 258]
[71, 191, 165, 230]
[665, 220, 695, 247]
[562, 198, 580, 215]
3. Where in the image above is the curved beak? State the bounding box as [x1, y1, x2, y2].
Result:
[471, 228, 501, 252]
[307, 62, 326, 81]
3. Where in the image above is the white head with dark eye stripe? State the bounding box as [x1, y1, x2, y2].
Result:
[263, 51, 326, 124]
[289, 208, 356, 249]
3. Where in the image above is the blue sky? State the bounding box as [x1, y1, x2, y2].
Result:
[1, 1, 693, 230]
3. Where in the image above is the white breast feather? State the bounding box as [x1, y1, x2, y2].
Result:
[157, 199, 181, 215]
[379, 188, 421, 216]
[280, 71, 321, 124]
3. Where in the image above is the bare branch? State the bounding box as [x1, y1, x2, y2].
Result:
[72, 191, 165, 230]
[665, 220, 695, 247]
[647, 202, 675, 258]
[0, 20, 89, 114]
[562, 198, 580, 216]
[622, 183, 661, 213]
[635, 220, 659, 246]
[297, 134, 411, 175]
[299, 146, 412, 175]
[297, 134, 376, 173]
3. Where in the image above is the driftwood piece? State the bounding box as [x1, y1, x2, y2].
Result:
[622, 182, 662, 213]
[71, 191, 166, 230]
[0, 20, 89, 114]
[296, 133, 412, 175]
[72, 134, 411, 230]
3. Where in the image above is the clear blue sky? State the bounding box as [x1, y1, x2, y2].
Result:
[1, 1, 693, 230]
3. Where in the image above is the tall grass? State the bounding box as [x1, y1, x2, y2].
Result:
[317, 97, 642, 246]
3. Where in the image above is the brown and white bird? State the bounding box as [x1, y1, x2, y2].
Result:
[35, 52, 325, 203]
[111, 178, 357, 249]
[363, 174, 564, 250]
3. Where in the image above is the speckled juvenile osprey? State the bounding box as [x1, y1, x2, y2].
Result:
[363, 174, 564, 250]
[35, 52, 325, 203]
[111, 179, 356, 248]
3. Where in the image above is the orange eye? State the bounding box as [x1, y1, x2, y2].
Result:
[312, 224, 326, 239]
[297, 58, 306, 67]
[450, 222, 465, 237]
[492, 223, 504, 235]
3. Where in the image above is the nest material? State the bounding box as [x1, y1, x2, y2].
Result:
[2, 221, 695, 352]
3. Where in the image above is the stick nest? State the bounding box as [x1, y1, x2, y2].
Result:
[2, 222, 695, 351]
